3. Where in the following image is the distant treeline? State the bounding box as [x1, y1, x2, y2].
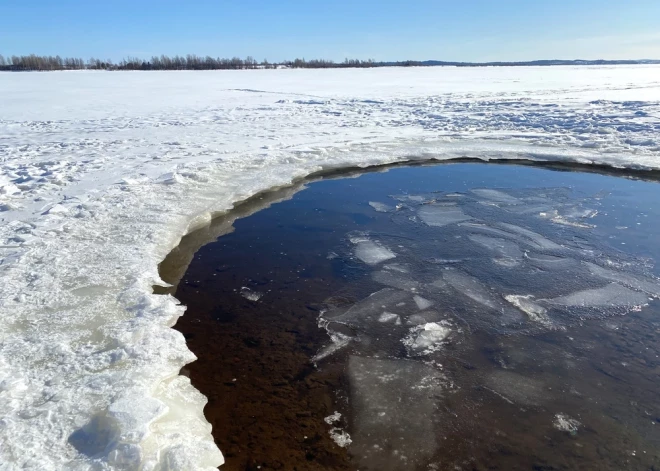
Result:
[0, 54, 379, 71]
[1, 53, 658, 71]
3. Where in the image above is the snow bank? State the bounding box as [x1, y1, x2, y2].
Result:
[0, 66, 659, 470]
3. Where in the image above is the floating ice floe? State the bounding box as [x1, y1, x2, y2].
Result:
[497, 222, 565, 251]
[369, 201, 394, 212]
[312, 331, 353, 362]
[329, 428, 353, 448]
[584, 261, 660, 297]
[541, 209, 597, 228]
[442, 269, 521, 323]
[372, 270, 421, 292]
[354, 239, 397, 265]
[524, 252, 578, 271]
[378, 312, 401, 324]
[468, 234, 523, 267]
[485, 371, 550, 406]
[413, 295, 433, 310]
[348, 356, 444, 470]
[407, 311, 442, 326]
[546, 282, 649, 308]
[418, 204, 473, 227]
[505, 295, 551, 326]
[471, 188, 521, 205]
[383, 263, 409, 273]
[331, 289, 410, 328]
[402, 322, 452, 355]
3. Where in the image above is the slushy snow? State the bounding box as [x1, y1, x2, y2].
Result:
[1, 65, 660, 470]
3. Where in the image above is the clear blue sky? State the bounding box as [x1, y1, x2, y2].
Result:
[2, 0, 659, 62]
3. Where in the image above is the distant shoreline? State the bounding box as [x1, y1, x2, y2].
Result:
[1, 54, 659, 72]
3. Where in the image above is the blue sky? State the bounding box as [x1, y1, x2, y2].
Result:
[2, 0, 659, 62]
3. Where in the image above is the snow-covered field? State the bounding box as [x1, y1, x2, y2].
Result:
[0, 66, 659, 470]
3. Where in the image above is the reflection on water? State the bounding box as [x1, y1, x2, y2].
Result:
[165, 163, 660, 471]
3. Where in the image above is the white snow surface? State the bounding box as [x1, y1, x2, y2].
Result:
[0, 66, 659, 470]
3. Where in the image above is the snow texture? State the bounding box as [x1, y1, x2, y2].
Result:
[1, 66, 660, 470]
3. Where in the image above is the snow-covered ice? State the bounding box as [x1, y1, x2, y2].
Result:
[1, 65, 660, 470]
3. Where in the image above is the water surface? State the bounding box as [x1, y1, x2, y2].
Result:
[164, 162, 660, 471]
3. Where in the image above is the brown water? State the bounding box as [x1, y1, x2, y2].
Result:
[160, 162, 660, 470]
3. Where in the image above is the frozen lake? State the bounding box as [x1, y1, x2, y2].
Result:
[164, 162, 660, 471]
[2, 66, 660, 470]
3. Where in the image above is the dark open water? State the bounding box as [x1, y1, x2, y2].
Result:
[159, 162, 660, 471]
